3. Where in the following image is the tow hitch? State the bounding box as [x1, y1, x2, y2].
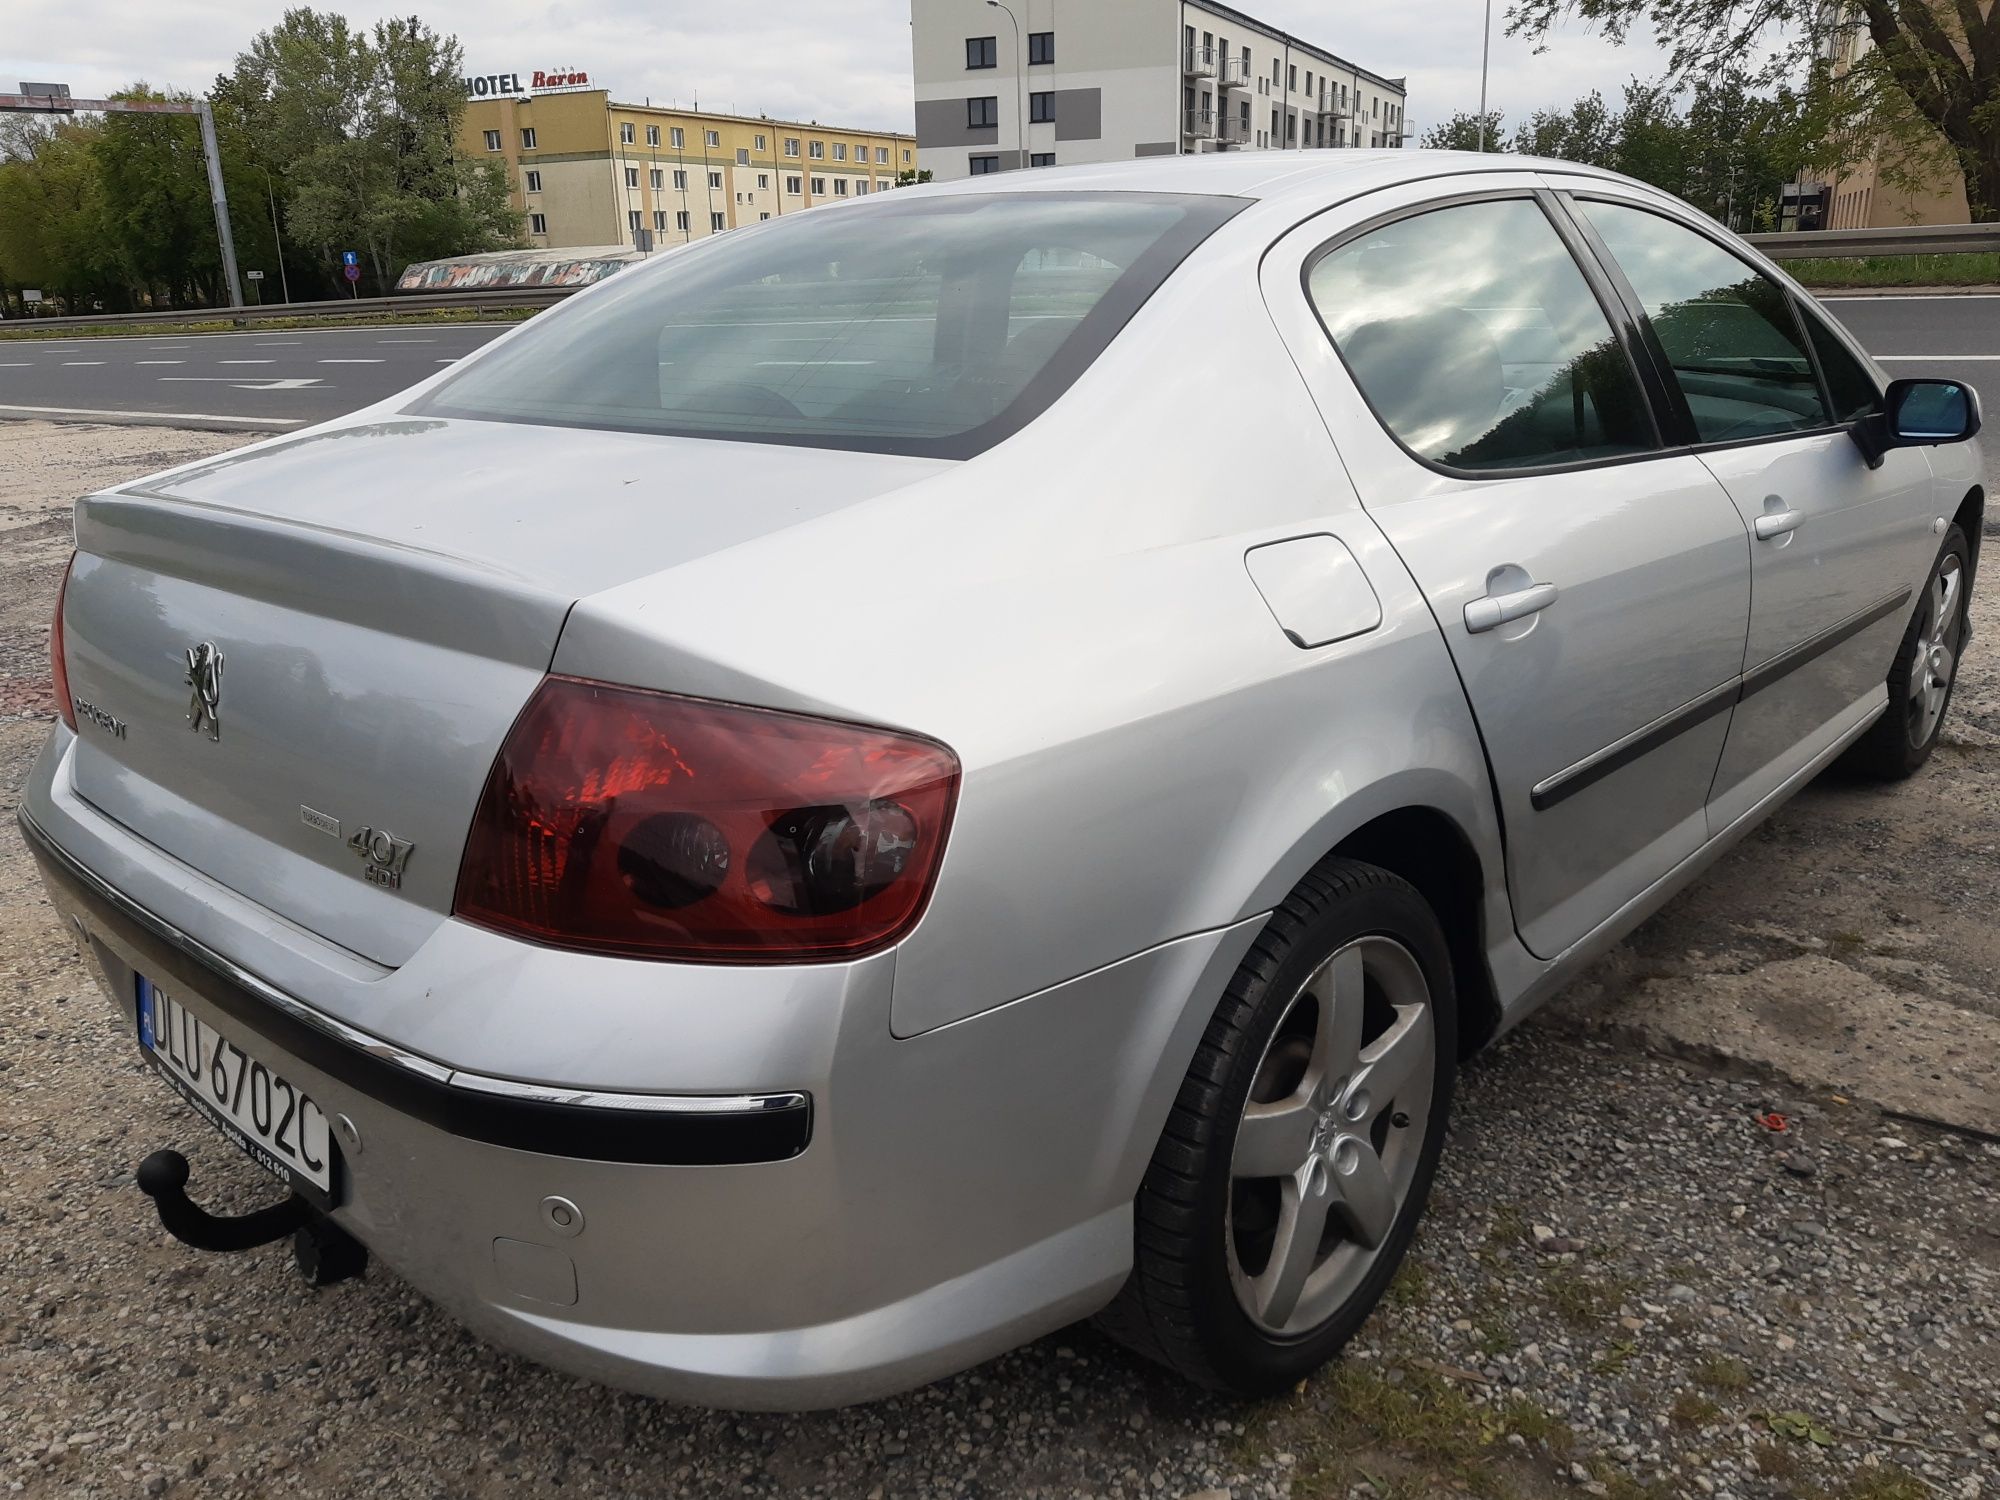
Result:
[135, 1149, 367, 1286]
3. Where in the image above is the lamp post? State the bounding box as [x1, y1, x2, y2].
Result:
[262, 167, 291, 305]
[1477, 0, 1493, 151]
[987, 0, 1025, 170]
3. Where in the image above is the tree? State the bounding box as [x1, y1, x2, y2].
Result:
[1421, 110, 1508, 150]
[93, 86, 225, 307]
[224, 8, 521, 293]
[0, 116, 133, 313]
[1513, 89, 1619, 164]
[1508, 0, 2000, 219]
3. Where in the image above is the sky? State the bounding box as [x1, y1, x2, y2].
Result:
[9, 0, 1673, 140]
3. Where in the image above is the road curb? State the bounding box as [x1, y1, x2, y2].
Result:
[0, 405, 302, 433]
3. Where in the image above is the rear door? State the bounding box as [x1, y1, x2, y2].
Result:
[1262, 176, 1752, 960]
[1557, 188, 1940, 823]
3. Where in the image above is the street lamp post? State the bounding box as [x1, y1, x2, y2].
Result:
[1477, 0, 1493, 151]
[987, 0, 1025, 170]
[262, 167, 291, 305]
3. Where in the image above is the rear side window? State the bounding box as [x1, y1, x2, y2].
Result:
[1578, 200, 1833, 444]
[413, 192, 1242, 458]
[1305, 197, 1656, 473]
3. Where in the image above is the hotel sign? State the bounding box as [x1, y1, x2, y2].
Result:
[462, 69, 593, 98]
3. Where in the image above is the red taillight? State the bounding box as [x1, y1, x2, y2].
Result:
[51, 553, 76, 731]
[453, 676, 960, 962]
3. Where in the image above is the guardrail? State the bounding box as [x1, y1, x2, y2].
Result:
[1743, 222, 2000, 259]
[2, 287, 577, 330]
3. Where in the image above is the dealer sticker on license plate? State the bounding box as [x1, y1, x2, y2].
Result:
[137, 977, 333, 1194]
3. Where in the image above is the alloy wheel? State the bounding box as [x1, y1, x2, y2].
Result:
[1907, 552, 1964, 750]
[1224, 935, 1434, 1338]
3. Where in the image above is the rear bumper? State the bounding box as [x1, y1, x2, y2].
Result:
[18, 730, 1262, 1408]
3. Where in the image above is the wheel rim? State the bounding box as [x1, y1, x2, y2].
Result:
[1224, 935, 1435, 1339]
[1907, 552, 1964, 750]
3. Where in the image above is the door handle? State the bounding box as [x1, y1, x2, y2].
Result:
[1464, 581, 1559, 633]
[1754, 508, 1804, 541]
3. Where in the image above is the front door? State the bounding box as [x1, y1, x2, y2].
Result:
[1264, 180, 1752, 960]
[1563, 191, 1943, 823]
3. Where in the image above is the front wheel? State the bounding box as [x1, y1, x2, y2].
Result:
[1841, 523, 1969, 780]
[1096, 857, 1456, 1395]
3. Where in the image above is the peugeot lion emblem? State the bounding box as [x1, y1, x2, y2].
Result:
[184, 641, 224, 741]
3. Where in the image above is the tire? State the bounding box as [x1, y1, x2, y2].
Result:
[1095, 856, 1457, 1395]
[1841, 523, 1970, 781]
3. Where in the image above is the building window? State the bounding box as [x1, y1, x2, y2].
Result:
[708, 170, 722, 189]
[520, 127, 537, 150]
[967, 96, 999, 129]
[811, 176, 826, 193]
[786, 174, 802, 193]
[785, 137, 800, 156]
[833, 143, 847, 161]
[711, 212, 726, 231]
[524, 169, 542, 192]
[671, 126, 685, 149]
[757, 172, 769, 188]
[1028, 30, 1054, 64]
[1288, 64, 1298, 91]
[1373, 97, 1381, 117]
[1030, 151, 1055, 168]
[653, 209, 668, 230]
[1029, 91, 1054, 123]
[529, 212, 547, 234]
[809, 139, 825, 158]
[1304, 71, 1313, 98]
[903, 148, 912, 162]
[876, 146, 889, 163]
[628, 209, 642, 232]
[677, 210, 691, 230]
[673, 168, 688, 190]
[967, 35, 997, 68]
[761, 212, 770, 220]
[650, 168, 664, 189]
[834, 178, 847, 196]
[755, 133, 767, 150]
[483, 129, 501, 151]
[736, 148, 750, 165]
[625, 166, 639, 188]
[706, 129, 720, 147]
[969, 154, 1000, 175]
[646, 125, 660, 147]
[620, 122, 635, 145]
[855, 180, 869, 194]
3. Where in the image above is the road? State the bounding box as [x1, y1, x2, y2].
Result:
[0, 323, 508, 429]
[0, 290, 1994, 433]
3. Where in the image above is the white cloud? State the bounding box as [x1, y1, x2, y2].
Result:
[11, 0, 1669, 137]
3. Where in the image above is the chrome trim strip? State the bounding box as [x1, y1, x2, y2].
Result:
[1531, 586, 1912, 812]
[20, 807, 807, 1119]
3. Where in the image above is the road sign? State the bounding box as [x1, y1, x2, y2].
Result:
[341, 250, 358, 267]
[245, 270, 264, 280]
[344, 264, 362, 283]
[22, 290, 42, 303]
[20, 82, 71, 99]
[633, 228, 653, 253]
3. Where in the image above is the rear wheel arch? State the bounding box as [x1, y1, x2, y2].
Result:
[1953, 485, 1983, 587]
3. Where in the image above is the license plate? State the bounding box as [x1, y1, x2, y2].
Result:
[138, 976, 334, 1194]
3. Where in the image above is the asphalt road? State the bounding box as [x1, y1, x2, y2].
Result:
[0, 323, 508, 429]
[0, 290, 1994, 434]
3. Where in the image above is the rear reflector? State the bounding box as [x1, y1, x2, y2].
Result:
[454, 676, 960, 962]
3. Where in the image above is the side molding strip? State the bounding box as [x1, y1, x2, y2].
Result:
[1531, 587, 1911, 812]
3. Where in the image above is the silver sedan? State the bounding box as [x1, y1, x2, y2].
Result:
[21, 152, 1980, 1408]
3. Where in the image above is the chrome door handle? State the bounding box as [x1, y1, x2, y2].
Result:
[1464, 582, 1559, 633]
[1754, 509, 1804, 540]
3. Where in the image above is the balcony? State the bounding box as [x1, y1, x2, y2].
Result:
[1183, 43, 1216, 78]
[1215, 113, 1251, 146]
[1219, 55, 1253, 89]
[1182, 106, 1216, 139]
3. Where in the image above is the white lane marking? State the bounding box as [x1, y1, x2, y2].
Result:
[256, 340, 302, 345]
[436, 357, 459, 363]
[1821, 293, 2000, 302]
[2, 323, 516, 346]
[159, 376, 323, 390]
[753, 359, 874, 366]
[1873, 354, 2000, 361]
[377, 338, 436, 343]
[219, 359, 275, 364]
[62, 360, 107, 366]
[0, 361, 32, 367]
[135, 359, 185, 365]
[318, 358, 384, 363]
[0, 402, 301, 427]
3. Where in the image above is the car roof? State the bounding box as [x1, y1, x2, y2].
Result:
[910, 149, 1642, 211]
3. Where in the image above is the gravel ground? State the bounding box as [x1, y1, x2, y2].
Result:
[3, 421, 1998, 1500]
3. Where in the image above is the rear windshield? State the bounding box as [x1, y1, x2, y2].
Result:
[411, 191, 1242, 458]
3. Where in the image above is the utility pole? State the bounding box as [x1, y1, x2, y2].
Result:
[1477, 0, 1493, 152]
[2, 85, 243, 309]
[986, 0, 1024, 170]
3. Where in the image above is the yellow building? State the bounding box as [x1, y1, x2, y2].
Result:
[459, 86, 918, 251]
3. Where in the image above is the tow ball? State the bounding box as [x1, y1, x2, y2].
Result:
[135, 1149, 367, 1287]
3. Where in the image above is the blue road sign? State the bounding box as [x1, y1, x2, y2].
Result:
[341, 249, 358, 267]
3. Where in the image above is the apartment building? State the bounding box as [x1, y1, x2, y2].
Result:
[1813, 10, 1971, 228]
[459, 86, 917, 251]
[911, 0, 1406, 181]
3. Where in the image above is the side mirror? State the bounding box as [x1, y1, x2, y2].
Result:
[1851, 377, 1981, 467]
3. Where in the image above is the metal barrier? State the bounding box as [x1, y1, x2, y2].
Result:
[1743, 222, 2000, 260]
[2, 288, 576, 331]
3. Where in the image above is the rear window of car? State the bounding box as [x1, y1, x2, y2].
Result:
[411, 192, 1243, 458]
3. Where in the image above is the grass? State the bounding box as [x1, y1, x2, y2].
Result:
[0, 306, 539, 340]
[1542, 1267, 1636, 1331]
[1693, 1354, 1753, 1392]
[1669, 1391, 1723, 1429]
[1784, 251, 2000, 287]
[1838, 1468, 1930, 1500]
